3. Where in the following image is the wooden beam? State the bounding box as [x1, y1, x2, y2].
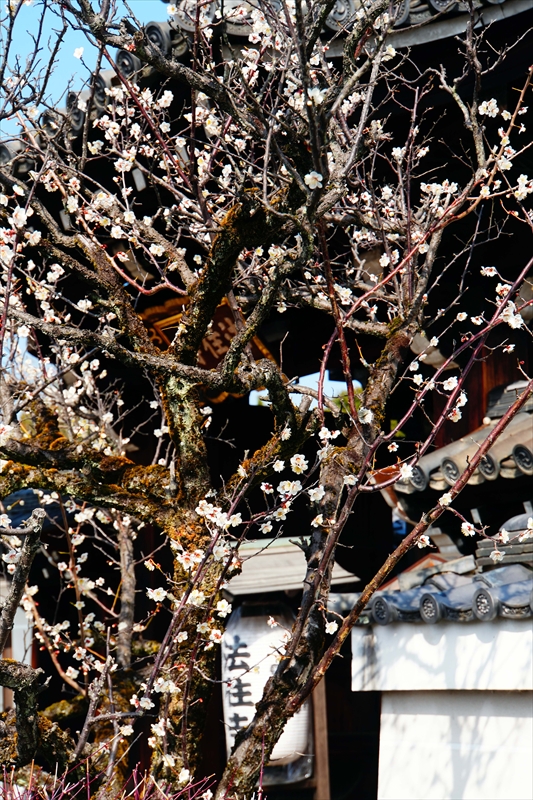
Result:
[312, 677, 330, 800]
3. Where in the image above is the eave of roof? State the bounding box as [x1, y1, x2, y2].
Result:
[225, 536, 358, 597]
[394, 408, 533, 495]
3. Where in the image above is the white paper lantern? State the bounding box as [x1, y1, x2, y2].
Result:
[222, 603, 312, 764]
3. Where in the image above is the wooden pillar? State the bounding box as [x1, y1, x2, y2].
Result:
[312, 678, 330, 800]
[1, 632, 14, 711]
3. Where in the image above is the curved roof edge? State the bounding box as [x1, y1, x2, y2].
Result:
[322, 0, 533, 56]
[391, 0, 533, 47]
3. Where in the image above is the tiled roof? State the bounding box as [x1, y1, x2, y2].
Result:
[395, 407, 533, 494]
[171, 0, 533, 49]
[225, 536, 358, 597]
[330, 562, 532, 625]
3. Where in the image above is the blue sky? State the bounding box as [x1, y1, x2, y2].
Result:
[250, 372, 361, 408]
[1, 0, 168, 137]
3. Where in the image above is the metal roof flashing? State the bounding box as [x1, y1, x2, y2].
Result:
[225, 536, 359, 597]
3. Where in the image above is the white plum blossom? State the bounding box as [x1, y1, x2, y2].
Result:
[10, 206, 28, 228]
[154, 677, 179, 694]
[290, 454, 308, 474]
[461, 522, 476, 536]
[308, 485, 325, 502]
[343, 475, 358, 486]
[497, 156, 512, 171]
[277, 480, 302, 496]
[335, 284, 353, 305]
[88, 140, 103, 155]
[2, 551, 20, 564]
[325, 621, 338, 634]
[178, 769, 191, 786]
[514, 173, 533, 200]
[311, 514, 324, 527]
[65, 666, 79, 679]
[319, 427, 332, 441]
[307, 87, 326, 105]
[496, 283, 511, 297]
[66, 196, 78, 214]
[272, 505, 290, 521]
[157, 90, 174, 109]
[151, 719, 166, 738]
[478, 98, 499, 117]
[417, 534, 431, 548]
[442, 376, 458, 391]
[176, 551, 196, 569]
[216, 599, 232, 618]
[501, 301, 524, 329]
[147, 587, 167, 602]
[188, 589, 205, 606]
[213, 543, 230, 561]
[259, 521, 273, 534]
[439, 492, 453, 506]
[304, 171, 323, 190]
[490, 549, 504, 563]
[358, 407, 373, 425]
[399, 463, 414, 481]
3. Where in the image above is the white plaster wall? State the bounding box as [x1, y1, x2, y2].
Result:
[0, 584, 33, 712]
[352, 621, 533, 692]
[378, 691, 533, 800]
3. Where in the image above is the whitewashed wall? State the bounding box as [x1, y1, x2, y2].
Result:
[378, 690, 533, 800]
[351, 621, 533, 800]
[352, 620, 533, 692]
[0, 581, 33, 712]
